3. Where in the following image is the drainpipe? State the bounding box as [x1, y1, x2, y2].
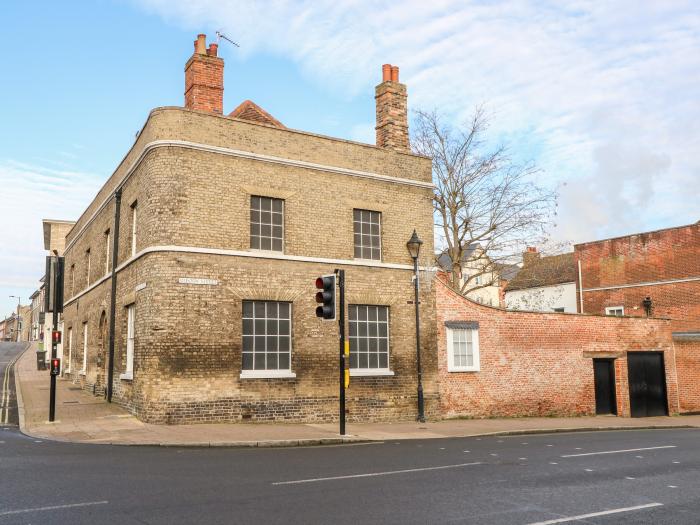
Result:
[577, 259, 584, 313]
[107, 188, 122, 402]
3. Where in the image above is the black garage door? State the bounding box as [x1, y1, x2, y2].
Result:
[628, 352, 668, 417]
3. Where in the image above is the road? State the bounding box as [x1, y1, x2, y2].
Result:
[0, 342, 27, 426]
[1, 340, 698, 524]
[1, 421, 699, 524]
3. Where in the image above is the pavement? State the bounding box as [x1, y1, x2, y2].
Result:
[12, 342, 700, 447]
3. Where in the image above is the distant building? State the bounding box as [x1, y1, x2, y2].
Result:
[436, 244, 503, 306]
[575, 221, 700, 331]
[504, 248, 577, 313]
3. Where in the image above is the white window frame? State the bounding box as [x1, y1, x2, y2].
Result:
[353, 209, 382, 262]
[605, 306, 625, 316]
[105, 229, 111, 276]
[131, 201, 138, 257]
[121, 304, 135, 380]
[446, 326, 480, 372]
[81, 322, 88, 375]
[66, 327, 72, 373]
[249, 196, 285, 253]
[240, 300, 295, 379]
[349, 304, 393, 376]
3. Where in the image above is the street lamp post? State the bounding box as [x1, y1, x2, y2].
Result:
[9, 295, 20, 342]
[406, 230, 425, 423]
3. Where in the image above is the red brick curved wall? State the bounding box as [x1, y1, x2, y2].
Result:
[436, 279, 678, 418]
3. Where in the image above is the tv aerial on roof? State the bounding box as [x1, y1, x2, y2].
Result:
[216, 31, 240, 47]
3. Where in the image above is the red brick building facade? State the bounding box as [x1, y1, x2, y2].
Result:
[575, 222, 700, 331]
[436, 278, 681, 418]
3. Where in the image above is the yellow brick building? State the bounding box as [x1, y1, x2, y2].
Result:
[59, 35, 436, 423]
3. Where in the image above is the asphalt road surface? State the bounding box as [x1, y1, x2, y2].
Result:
[1, 421, 699, 524]
[0, 342, 27, 426]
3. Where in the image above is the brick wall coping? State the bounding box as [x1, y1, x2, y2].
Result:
[673, 332, 700, 341]
[574, 220, 699, 248]
[438, 278, 672, 321]
[581, 276, 700, 292]
[62, 244, 427, 308]
[64, 138, 434, 254]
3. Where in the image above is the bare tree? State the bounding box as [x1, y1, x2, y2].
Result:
[412, 108, 557, 295]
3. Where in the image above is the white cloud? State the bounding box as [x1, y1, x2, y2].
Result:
[135, 0, 699, 245]
[0, 161, 101, 316]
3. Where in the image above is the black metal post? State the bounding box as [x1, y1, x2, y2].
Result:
[48, 261, 58, 422]
[336, 268, 346, 436]
[107, 188, 122, 403]
[413, 256, 425, 423]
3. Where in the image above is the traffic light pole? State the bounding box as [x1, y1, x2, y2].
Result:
[336, 268, 346, 436]
[49, 265, 59, 422]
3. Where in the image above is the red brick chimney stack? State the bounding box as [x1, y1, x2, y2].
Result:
[184, 34, 224, 114]
[523, 246, 540, 267]
[375, 63, 409, 152]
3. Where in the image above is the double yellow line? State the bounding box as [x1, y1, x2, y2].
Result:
[1, 351, 22, 425]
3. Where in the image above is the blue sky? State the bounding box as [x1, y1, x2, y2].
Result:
[1, 0, 698, 316]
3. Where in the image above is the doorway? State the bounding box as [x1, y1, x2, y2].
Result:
[593, 359, 617, 415]
[628, 352, 668, 417]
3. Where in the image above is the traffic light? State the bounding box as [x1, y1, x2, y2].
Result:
[50, 358, 61, 376]
[315, 274, 336, 320]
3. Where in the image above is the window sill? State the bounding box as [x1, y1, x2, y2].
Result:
[119, 372, 134, 381]
[353, 257, 382, 263]
[240, 370, 296, 379]
[79, 370, 86, 376]
[447, 367, 480, 373]
[248, 248, 285, 255]
[350, 369, 394, 377]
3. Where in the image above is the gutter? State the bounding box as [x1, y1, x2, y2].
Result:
[106, 188, 122, 402]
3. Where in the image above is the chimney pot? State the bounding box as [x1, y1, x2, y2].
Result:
[196, 34, 207, 54]
[390, 66, 399, 82]
[527, 246, 537, 253]
[208, 43, 218, 57]
[382, 64, 391, 82]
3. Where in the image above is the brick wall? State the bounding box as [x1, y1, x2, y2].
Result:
[436, 278, 679, 418]
[675, 338, 700, 414]
[575, 222, 700, 331]
[60, 103, 436, 424]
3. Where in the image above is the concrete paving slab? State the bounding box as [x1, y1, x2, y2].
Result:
[14, 342, 700, 447]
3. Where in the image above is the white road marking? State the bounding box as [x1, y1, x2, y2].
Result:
[625, 477, 635, 480]
[574, 448, 582, 450]
[525, 503, 663, 525]
[668, 485, 678, 488]
[636, 455, 644, 458]
[519, 457, 527, 460]
[561, 446, 676, 458]
[521, 442, 529, 445]
[549, 462, 558, 465]
[463, 450, 470, 453]
[0, 352, 22, 424]
[546, 444, 553, 447]
[0, 500, 109, 517]
[584, 469, 594, 472]
[673, 461, 680, 464]
[439, 447, 445, 450]
[272, 462, 483, 485]
[490, 453, 498, 457]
